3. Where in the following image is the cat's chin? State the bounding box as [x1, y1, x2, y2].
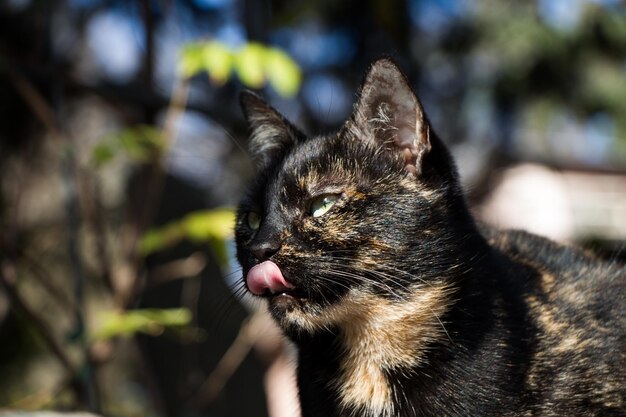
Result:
[267, 291, 307, 316]
[269, 292, 302, 307]
[266, 292, 328, 336]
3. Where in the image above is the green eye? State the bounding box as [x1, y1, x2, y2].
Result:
[310, 194, 340, 218]
[247, 212, 261, 230]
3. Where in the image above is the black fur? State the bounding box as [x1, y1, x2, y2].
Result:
[235, 59, 626, 417]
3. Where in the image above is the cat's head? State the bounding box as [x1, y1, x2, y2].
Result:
[235, 59, 470, 339]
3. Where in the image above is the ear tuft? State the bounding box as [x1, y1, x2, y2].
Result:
[240, 91, 301, 168]
[352, 58, 432, 176]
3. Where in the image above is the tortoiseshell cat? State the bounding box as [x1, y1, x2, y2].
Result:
[235, 59, 626, 417]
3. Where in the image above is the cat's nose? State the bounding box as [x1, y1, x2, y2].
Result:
[249, 240, 281, 261]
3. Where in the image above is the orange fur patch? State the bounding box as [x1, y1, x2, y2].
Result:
[287, 284, 453, 415]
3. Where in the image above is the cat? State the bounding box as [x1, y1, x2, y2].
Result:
[234, 58, 626, 417]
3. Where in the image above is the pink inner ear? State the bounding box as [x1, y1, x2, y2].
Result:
[396, 124, 417, 148]
[246, 261, 294, 295]
[353, 59, 433, 174]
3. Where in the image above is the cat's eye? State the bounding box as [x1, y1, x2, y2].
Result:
[246, 212, 261, 231]
[310, 194, 341, 218]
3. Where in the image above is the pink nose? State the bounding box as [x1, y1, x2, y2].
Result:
[246, 261, 294, 295]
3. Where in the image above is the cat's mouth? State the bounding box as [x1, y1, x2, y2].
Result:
[246, 261, 307, 301]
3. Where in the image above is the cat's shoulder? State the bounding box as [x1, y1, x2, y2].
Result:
[479, 227, 626, 413]
[482, 226, 623, 282]
[481, 225, 625, 331]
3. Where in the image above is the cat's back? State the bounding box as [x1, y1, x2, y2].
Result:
[486, 228, 625, 324]
[486, 228, 626, 415]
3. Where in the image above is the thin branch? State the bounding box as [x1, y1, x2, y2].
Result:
[6, 68, 62, 139]
[20, 252, 80, 314]
[7, 61, 101, 412]
[62, 150, 101, 412]
[147, 252, 207, 289]
[122, 77, 191, 309]
[0, 260, 78, 383]
[188, 311, 271, 409]
[140, 0, 155, 90]
[78, 170, 115, 293]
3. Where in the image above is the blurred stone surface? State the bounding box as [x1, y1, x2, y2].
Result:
[479, 163, 626, 244]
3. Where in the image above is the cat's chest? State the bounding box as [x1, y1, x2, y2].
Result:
[301, 285, 453, 416]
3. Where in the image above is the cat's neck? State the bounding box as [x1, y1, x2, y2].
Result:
[295, 236, 524, 417]
[333, 284, 454, 415]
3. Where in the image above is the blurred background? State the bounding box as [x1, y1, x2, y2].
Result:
[0, 0, 625, 416]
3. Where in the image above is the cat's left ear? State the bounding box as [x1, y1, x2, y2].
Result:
[352, 58, 431, 176]
[240, 91, 303, 168]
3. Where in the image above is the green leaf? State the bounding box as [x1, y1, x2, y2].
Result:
[91, 308, 192, 341]
[181, 209, 235, 266]
[92, 125, 165, 169]
[181, 208, 235, 242]
[234, 42, 267, 88]
[179, 43, 206, 78]
[139, 208, 235, 258]
[179, 40, 301, 96]
[91, 143, 117, 167]
[265, 48, 302, 97]
[582, 58, 626, 116]
[202, 41, 234, 85]
[208, 237, 229, 268]
[118, 125, 165, 162]
[139, 222, 184, 256]
[180, 41, 234, 83]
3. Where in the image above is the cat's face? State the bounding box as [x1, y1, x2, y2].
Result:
[235, 59, 462, 338]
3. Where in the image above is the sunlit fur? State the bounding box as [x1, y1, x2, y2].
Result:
[235, 59, 626, 417]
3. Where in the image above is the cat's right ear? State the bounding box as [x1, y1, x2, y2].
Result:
[239, 91, 302, 168]
[351, 59, 432, 177]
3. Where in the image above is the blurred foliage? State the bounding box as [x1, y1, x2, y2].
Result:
[91, 308, 192, 341]
[582, 57, 626, 117]
[475, 2, 626, 142]
[179, 41, 301, 97]
[92, 125, 165, 167]
[140, 208, 235, 267]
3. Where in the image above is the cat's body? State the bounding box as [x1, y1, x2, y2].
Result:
[235, 59, 626, 417]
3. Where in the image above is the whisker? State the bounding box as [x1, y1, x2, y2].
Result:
[321, 256, 420, 290]
[320, 252, 434, 288]
[214, 120, 249, 156]
[316, 264, 453, 344]
[318, 267, 410, 300]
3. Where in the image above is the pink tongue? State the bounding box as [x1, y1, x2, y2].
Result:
[246, 261, 294, 296]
